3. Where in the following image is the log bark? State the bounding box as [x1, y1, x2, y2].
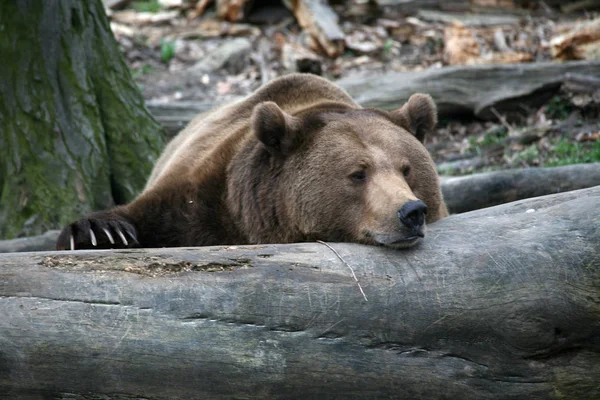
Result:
[0, 0, 165, 239]
[336, 60, 600, 119]
[147, 61, 600, 135]
[441, 163, 600, 213]
[0, 230, 60, 254]
[0, 186, 599, 399]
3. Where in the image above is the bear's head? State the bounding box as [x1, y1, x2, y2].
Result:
[228, 94, 448, 248]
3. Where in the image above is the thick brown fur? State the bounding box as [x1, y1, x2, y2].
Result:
[56, 74, 448, 250]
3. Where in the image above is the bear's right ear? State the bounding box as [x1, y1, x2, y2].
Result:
[252, 101, 300, 156]
[389, 94, 437, 143]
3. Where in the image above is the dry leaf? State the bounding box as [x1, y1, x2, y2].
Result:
[550, 17, 600, 60]
[444, 21, 480, 65]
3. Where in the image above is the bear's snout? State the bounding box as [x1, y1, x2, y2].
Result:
[398, 200, 428, 237]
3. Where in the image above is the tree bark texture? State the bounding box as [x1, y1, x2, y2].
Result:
[0, 186, 599, 399]
[0, 0, 164, 239]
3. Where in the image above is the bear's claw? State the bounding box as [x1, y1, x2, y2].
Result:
[90, 229, 97, 246]
[116, 229, 128, 246]
[56, 212, 139, 251]
[102, 228, 115, 244]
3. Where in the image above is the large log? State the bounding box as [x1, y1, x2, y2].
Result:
[0, 230, 60, 253]
[147, 61, 600, 135]
[336, 60, 600, 119]
[441, 163, 600, 213]
[0, 186, 599, 399]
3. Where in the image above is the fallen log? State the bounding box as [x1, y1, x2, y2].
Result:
[147, 61, 600, 135]
[441, 163, 600, 213]
[0, 230, 60, 253]
[146, 99, 222, 136]
[336, 60, 600, 119]
[0, 186, 599, 399]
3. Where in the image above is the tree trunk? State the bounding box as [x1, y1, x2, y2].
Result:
[0, 186, 598, 399]
[0, 0, 164, 239]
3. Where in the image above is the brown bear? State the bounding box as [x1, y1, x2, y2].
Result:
[56, 74, 448, 251]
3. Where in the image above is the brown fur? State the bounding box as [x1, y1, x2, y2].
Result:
[56, 74, 448, 250]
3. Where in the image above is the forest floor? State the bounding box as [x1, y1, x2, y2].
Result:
[106, 1, 600, 175]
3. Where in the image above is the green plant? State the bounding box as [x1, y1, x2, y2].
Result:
[545, 138, 600, 166]
[131, 64, 155, 80]
[545, 96, 574, 120]
[480, 126, 508, 147]
[505, 144, 540, 167]
[132, 0, 161, 13]
[383, 39, 393, 55]
[467, 126, 508, 153]
[160, 39, 176, 64]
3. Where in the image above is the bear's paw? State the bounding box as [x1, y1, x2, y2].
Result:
[56, 211, 138, 250]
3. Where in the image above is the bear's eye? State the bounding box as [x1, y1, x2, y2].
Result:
[349, 169, 367, 183]
[402, 165, 411, 177]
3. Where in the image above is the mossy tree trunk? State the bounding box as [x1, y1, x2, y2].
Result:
[0, 0, 164, 239]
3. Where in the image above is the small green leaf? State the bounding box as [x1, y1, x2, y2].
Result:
[160, 39, 176, 64]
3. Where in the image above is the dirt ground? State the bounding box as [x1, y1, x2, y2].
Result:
[107, 1, 600, 175]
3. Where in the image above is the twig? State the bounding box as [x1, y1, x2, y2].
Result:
[316, 240, 368, 302]
[490, 107, 515, 134]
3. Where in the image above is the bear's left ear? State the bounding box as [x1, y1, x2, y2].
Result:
[252, 101, 301, 156]
[389, 94, 437, 143]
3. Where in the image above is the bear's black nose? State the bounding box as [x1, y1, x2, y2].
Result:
[398, 200, 428, 236]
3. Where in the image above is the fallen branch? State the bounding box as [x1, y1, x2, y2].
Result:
[441, 163, 600, 213]
[1, 186, 599, 398]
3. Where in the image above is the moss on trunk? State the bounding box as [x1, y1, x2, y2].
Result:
[0, 0, 164, 238]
